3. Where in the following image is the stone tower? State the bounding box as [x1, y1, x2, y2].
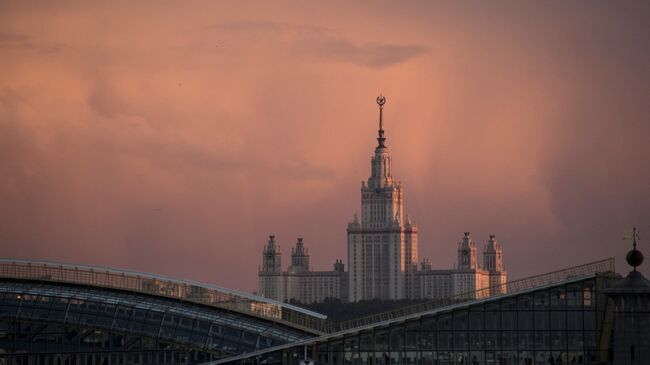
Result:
[261, 235, 281, 273]
[258, 235, 284, 300]
[347, 95, 419, 302]
[457, 232, 478, 270]
[289, 237, 310, 273]
[483, 234, 507, 294]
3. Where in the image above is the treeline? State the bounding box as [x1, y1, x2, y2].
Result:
[289, 297, 429, 322]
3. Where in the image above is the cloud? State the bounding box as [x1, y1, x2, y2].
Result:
[0, 32, 62, 53]
[292, 37, 427, 69]
[212, 20, 427, 68]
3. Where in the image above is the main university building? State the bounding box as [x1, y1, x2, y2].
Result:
[0, 98, 647, 364]
[258, 97, 506, 304]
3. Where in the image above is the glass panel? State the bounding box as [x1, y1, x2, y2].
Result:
[485, 332, 500, 350]
[404, 351, 419, 365]
[437, 351, 451, 365]
[551, 351, 567, 364]
[454, 331, 468, 350]
[518, 312, 534, 330]
[454, 311, 468, 331]
[567, 332, 583, 349]
[502, 332, 517, 350]
[470, 351, 484, 365]
[567, 311, 582, 330]
[534, 311, 549, 331]
[518, 295, 534, 311]
[566, 284, 582, 309]
[551, 312, 566, 330]
[421, 351, 434, 365]
[550, 332, 566, 349]
[486, 301, 500, 312]
[550, 287, 566, 310]
[470, 332, 484, 349]
[502, 311, 516, 330]
[438, 332, 452, 350]
[486, 311, 501, 330]
[583, 311, 595, 330]
[455, 351, 468, 365]
[534, 291, 549, 311]
[421, 329, 436, 350]
[405, 328, 420, 351]
[501, 298, 517, 311]
[535, 332, 550, 350]
[485, 352, 501, 365]
[389, 326, 403, 351]
[518, 332, 534, 350]
[567, 351, 584, 365]
[501, 351, 517, 365]
[439, 314, 452, 331]
[374, 330, 388, 352]
[584, 331, 597, 348]
[518, 350, 534, 365]
[469, 311, 483, 331]
[345, 336, 359, 352]
[360, 333, 373, 351]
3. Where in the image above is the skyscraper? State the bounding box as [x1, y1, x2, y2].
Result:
[259, 96, 506, 304]
[347, 96, 419, 302]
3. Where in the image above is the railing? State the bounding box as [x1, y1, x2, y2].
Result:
[0, 259, 327, 334]
[0, 257, 615, 335]
[322, 257, 615, 333]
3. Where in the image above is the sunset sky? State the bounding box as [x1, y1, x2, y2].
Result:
[1, 1, 648, 291]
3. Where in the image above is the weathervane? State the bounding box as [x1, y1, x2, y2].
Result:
[623, 227, 643, 271]
[623, 227, 641, 250]
[376, 95, 387, 148]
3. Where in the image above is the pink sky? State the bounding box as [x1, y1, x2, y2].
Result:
[1, 1, 648, 291]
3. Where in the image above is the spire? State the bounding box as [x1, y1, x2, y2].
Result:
[624, 227, 643, 271]
[376, 95, 386, 148]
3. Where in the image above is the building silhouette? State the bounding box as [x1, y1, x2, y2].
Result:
[259, 96, 506, 304]
[258, 236, 346, 304]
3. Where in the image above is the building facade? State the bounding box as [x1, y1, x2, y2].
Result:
[258, 236, 347, 304]
[259, 96, 506, 304]
[347, 95, 419, 302]
[417, 233, 506, 301]
[347, 97, 506, 303]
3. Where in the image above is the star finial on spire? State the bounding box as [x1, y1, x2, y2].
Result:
[376, 94, 387, 148]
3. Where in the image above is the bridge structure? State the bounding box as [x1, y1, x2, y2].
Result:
[0, 258, 620, 365]
[0, 259, 327, 364]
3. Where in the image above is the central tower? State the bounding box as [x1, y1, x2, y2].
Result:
[347, 96, 419, 302]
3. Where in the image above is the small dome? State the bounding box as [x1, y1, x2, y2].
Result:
[626, 248, 644, 268]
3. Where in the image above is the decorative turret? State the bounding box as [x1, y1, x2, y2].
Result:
[483, 234, 504, 272]
[261, 235, 282, 273]
[458, 232, 478, 270]
[289, 237, 310, 273]
[333, 259, 345, 273]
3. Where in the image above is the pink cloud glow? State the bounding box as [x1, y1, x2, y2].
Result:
[1, 1, 648, 291]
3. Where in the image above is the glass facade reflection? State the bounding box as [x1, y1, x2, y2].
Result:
[217, 275, 616, 365]
[0, 281, 317, 364]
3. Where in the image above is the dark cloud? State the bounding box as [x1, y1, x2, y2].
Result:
[0, 32, 62, 53]
[292, 38, 427, 69]
[212, 20, 427, 68]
